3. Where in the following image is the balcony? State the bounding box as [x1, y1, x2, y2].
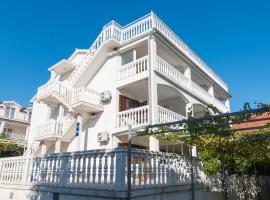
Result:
[70, 88, 103, 113]
[35, 120, 63, 141]
[158, 105, 185, 123]
[0, 108, 30, 123]
[36, 81, 103, 113]
[155, 56, 229, 113]
[35, 113, 76, 141]
[111, 12, 227, 90]
[0, 148, 201, 192]
[116, 105, 185, 129]
[117, 55, 149, 87]
[117, 56, 229, 113]
[36, 81, 73, 107]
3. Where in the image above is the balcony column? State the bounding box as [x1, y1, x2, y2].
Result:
[58, 104, 64, 121]
[133, 48, 137, 61]
[41, 142, 47, 154]
[55, 140, 61, 153]
[185, 103, 197, 157]
[184, 67, 191, 80]
[208, 85, 214, 98]
[225, 98, 230, 111]
[148, 34, 159, 151]
[0, 121, 6, 134]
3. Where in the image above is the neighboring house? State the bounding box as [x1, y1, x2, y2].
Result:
[0, 101, 31, 146]
[233, 112, 270, 132]
[27, 12, 230, 155]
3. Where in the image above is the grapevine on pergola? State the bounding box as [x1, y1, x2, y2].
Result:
[138, 103, 270, 174]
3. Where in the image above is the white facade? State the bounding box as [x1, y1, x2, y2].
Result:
[0, 101, 31, 146]
[27, 12, 230, 155]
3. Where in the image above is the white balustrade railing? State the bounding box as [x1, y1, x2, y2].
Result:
[0, 148, 202, 190]
[116, 105, 149, 128]
[37, 81, 102, 110]
[0, 108, 30, 123]
[36, 113, 76, 140]
[121, 14, 153, 42]
[191, 81, 213, 100]
[156, 56, 189, 86]
[36, 120, 63, 139]
[68, 22, 122, 86]
[155, 56, 228, 112]
[118, 56, 149, 80]
[71, 88, 101, 107]
[67, 12, 227, 91]
[151, 14, 227, 90]
[37, 81, 73, 106]
[158, 106, 185, 123]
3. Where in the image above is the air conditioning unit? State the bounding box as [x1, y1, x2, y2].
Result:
[100, 90, 112, 102]
[97, 131, 109, 142]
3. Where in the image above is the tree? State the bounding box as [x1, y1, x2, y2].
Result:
[0, 133, 24, 157]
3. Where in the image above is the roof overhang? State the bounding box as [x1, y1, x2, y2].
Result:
[48, 59, 77, 74]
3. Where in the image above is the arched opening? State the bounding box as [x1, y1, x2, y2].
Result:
[157, 84, 189, 117]
[193, 103, 208, 117]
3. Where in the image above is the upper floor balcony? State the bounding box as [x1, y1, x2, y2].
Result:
[35, 120, 63, 141]
[35, 113, 76, 141]
[0, 107, 30, 123]
[116, 105, 185, 129]
[117, 56, 229, 113]
[57, 12, 227, 90]
[113, 12, 227, 90]
[36, 81, 103, 113]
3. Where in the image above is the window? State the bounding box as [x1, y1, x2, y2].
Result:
[4, 107, 15, 118]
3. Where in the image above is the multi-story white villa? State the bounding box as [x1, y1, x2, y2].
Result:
[0, 101, 31, 146]
[27, 12, 230, 155]
[0, 12, 231, 200]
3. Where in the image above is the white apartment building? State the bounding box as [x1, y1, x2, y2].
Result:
[0, 101, 31, 145]
[27, 12, 230, 155]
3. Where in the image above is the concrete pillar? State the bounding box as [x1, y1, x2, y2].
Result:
[0, 121, 6, 134]
[58, 104, 64, 121]
[112, 135, 120, 148]
[185, 103, 197, 157]
[191, 146, 197, 157]
[55, 140, 61, 153]
[225, 99, 230, 111]
[186, 103, 193, 118]
[41, 143, 47, 154]
[208, 85, 214, 98]
[149, 137, 159, 151]
[133, 48, 137, 61]
[148, 34, 159, 151]
[184, 67, 191, 80]
[80, 130, 86, 151]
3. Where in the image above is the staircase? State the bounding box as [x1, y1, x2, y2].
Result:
[61, 112, 76, 139]
[37, 80, 102, 112]
[36, 81, 73, 108]
[68, 21, 122, 87]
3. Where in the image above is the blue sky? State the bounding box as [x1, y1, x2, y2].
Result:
[0, 0, 269, 111]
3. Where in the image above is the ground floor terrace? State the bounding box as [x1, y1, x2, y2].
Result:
[0, 147, 222, 200]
